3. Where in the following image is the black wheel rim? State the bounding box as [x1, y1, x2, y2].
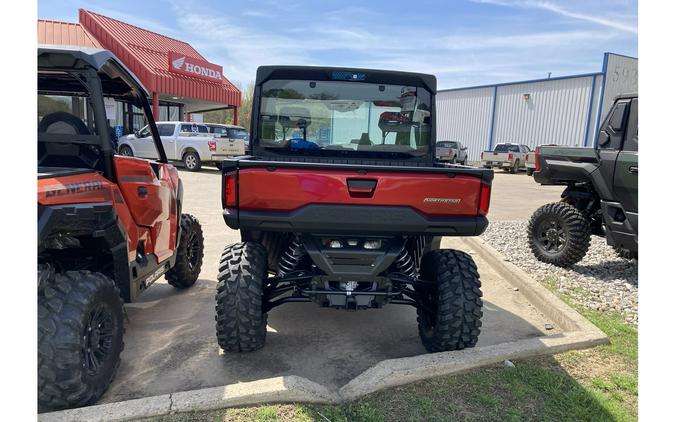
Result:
[536, 218, 568, 253]
[186, 230, 200, 271]
[82, 304, 115, 374]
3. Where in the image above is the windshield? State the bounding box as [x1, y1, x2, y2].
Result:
[259, 79, 432, 156]
[494, 144, 519, 152]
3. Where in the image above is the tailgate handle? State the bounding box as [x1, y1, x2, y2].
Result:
[347, 178, 377, 197]
[629, 166, 638, 174]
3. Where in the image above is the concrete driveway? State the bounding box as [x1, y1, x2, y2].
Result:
[99, 169, 564, 403]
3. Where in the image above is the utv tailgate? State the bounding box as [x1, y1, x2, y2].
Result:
[222, 160, 492, 236]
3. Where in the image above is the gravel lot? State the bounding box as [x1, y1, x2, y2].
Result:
[481, 221, 638, 325]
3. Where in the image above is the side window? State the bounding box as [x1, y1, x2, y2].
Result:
[623, 99, 638, 152]
[157, 124, 175, 137]
[609, 102, 627, 131]
[598, 100, 629, 150]
[521, 145, 530, 152]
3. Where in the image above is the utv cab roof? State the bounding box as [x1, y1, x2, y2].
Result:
[38, 45, 150, 98]
[614, 93, 638, 101]
[255, 65, 437, 93]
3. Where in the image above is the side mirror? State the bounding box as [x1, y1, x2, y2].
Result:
[133, 130, 139, 138]
[597, 131, 610, 147]
[462, 147, 468, 150]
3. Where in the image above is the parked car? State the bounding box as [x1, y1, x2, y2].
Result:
[205, 123, 250, 153]
[436, 140, 468, 164]
[117, 121, 245, 171]
[480, 143, 530, 173]
[527, 94, 638, 267]
[215, 65, 493, 354]
[524, 151, 536, 175]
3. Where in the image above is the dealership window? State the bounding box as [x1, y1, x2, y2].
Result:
[159, 103, 182, 122]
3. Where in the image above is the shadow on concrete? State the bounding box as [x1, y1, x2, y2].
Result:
[100, 275, 551, 404]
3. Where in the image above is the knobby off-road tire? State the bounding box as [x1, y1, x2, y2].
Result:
[38, 271, 124, 411]
[166, 214, 204, 288]
[528, 202, 591, 267]
[416, 249, 483, 353]
[526, 168, 534, 176]
[215, 242, 268, 352]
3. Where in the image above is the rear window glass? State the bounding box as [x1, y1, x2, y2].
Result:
[494, 144, 519, 152]
[180, 124, 208, 133]
[227, 128, 249, 140]
[207, 125, 228, 135]
[437, 142, 451, 148]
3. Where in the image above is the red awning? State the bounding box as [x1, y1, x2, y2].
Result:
[38, 19, 102, 48]
[78, 9, 240, 107]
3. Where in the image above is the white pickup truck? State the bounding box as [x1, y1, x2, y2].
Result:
[117, 121, 246, 171]
[480, 143, 530, 174]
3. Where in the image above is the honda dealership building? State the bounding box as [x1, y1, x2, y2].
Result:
[38, 9, 241, 134]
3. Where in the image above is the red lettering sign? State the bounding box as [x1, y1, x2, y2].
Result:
[167, 51, 223, 82]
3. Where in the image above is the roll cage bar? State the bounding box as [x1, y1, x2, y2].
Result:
[37, 47, 168, 180]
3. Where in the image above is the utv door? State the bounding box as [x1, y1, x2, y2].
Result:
[596, 98, 631, 199]
[613, 98, 638, 214]
[113, 156, 178, 262]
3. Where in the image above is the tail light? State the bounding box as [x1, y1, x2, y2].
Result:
[222, 172, 236, 208]
[478, 182, 491, 216]
[208, 141, 217, 152]
[535, 147, 541, 172]
[525, 154, 529, 161]
[508, 153, 513, 160]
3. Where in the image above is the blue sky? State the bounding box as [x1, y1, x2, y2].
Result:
[38, 0, 637, 89]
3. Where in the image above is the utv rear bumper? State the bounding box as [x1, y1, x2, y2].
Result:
[224, 204, 488, 236]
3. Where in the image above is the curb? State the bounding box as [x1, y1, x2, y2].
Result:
[38, 376, 338, 422]
[39, 237, 608, 422]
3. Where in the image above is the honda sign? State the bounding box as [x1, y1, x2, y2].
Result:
[168, 51, 223, 82]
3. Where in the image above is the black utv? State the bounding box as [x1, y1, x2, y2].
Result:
[528, 94, 638, 267]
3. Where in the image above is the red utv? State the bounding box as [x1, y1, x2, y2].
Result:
[38, 47, 204, 410]
[216, 66, 492, 353]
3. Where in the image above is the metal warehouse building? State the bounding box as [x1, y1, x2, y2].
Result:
[436, 53, 637, 161]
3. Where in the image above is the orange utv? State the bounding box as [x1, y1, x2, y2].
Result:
[37, 46, 204, 411]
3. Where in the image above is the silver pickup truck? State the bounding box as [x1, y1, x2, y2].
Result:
[117, 121, 246, 171]
[480, 143, 530, 174]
